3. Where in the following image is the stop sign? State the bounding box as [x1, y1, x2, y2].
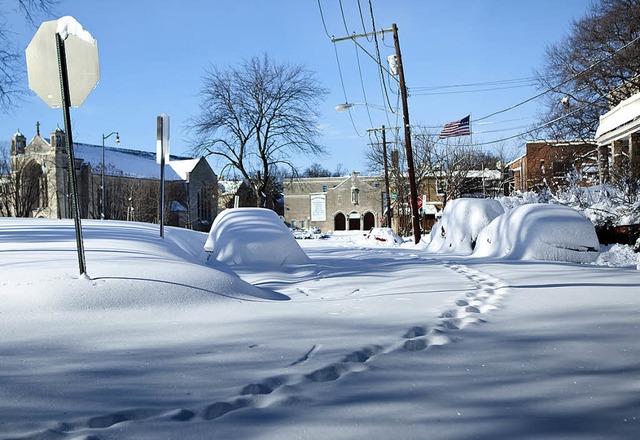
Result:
[26, 17, 100, 108]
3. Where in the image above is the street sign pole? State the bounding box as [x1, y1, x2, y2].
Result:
[27, 16, 100, 277]
[56, 32, 86, 276]
[157, 114, 170, 238]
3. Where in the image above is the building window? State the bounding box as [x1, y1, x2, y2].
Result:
[300, 219, 305, 229]
[291, 220, 296, 228]
[436, 179, 448, 195]
[351, 187, 359, 204]
[197, 186, 212, 222]
[552, 161, 571, 177]
[322, 185, 328, 192]
[40, 175, 48, 208]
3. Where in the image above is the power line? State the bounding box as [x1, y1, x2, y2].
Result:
[411, 77, 537, 91]
[473, 33, 640, 123]
[411, 83, 539, 96]
[316, 0, 332, 39]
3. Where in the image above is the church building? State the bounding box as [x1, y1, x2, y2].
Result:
[5, 124, 218, 231]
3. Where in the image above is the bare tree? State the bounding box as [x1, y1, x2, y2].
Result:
[302, 163, 331, 178]
[0, 0, 58, 111]
[190, 54, 328, 208]
[534, 0, 640, 140]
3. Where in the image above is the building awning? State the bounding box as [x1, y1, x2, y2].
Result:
[595, 92, 640, 145]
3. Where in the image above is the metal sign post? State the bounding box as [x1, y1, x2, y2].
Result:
[26, 17, 100, 276]
[156, 114, 170, 238]
[56, 33, 86, 275]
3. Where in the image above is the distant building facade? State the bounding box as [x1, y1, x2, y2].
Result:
[284, 172, 384, 232]
[5, 125, 218, 231]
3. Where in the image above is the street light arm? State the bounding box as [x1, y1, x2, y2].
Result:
[335, 102, 394, 113]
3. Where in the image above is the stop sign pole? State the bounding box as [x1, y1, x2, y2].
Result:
[56, 32, 87, 276]
[26, 17, 100, 277]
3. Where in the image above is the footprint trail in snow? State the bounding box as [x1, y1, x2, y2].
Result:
[14, 261, 510, 439]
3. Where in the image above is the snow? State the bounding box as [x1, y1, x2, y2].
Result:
[364, 227, 404, 246]
[204, 207, 312, 266]
[74, 143, 193, 181]
[426, 198, 504, 253]
[474, 203, 600, 263]
[2, 208, 640, 439]
[56, 16, 96, 45]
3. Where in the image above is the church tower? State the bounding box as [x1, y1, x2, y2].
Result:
[11, 130, 26, 155]
[50, 125, 67, 153]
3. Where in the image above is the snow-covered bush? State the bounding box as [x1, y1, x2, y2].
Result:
[473, 204, 600, 263]
[426, 198, 504, 254]
[594, 244, 639, 268]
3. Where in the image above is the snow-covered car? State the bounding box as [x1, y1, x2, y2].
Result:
[290, 228, 310, 239]
[473, 203, 600, 263]
[426, 198, 504, 254]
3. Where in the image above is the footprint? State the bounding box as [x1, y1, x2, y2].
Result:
[403, 338, 427, 351]
[202, 398, 251, 421]
[403, 325, 427, 338]
[342, 345, 383, 363]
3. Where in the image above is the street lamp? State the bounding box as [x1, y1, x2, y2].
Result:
[334, 102, 391, 113]
[101, 131, 119, 220]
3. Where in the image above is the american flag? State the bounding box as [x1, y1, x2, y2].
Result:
[439, 115, 471, 138]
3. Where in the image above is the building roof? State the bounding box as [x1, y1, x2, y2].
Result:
[595, 92, 640, 145]
[73, 143, 195, 181]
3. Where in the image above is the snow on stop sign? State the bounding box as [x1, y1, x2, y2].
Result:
[25, 17, 100, 108]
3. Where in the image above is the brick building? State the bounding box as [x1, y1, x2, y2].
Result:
[507, 140, 598, 192]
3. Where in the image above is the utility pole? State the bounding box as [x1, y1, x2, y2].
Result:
[332, 23, 421, 244]
[368, 125, 398, 229]
[392, 23, 421, 245]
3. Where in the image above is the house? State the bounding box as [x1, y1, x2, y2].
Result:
[6, 125, 218, 231]
[507, 140, 598, 192]
[283, 172, 385, 232]
[595, 91, 640, 182]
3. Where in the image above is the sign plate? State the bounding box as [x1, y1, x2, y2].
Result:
[26, 19, 100, 108]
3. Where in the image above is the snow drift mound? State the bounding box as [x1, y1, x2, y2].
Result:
[365, 227, 404, 246]
[205, 208, 312, 266]
[473, 204, 600, 263]
[426, 198, 504, 254]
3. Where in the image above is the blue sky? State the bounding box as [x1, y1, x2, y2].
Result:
[3, 0, 591, 175]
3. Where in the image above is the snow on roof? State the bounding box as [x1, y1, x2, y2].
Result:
[595, 92, 640, 143]
[74, 143, 193, 181]
[169, 158, 200, 180]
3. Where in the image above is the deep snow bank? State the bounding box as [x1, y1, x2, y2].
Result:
[205, 208, 312, 266]
[473, 204, 600, 263]
[0, 218, 286, 312]
[426, 198, 504, 254]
